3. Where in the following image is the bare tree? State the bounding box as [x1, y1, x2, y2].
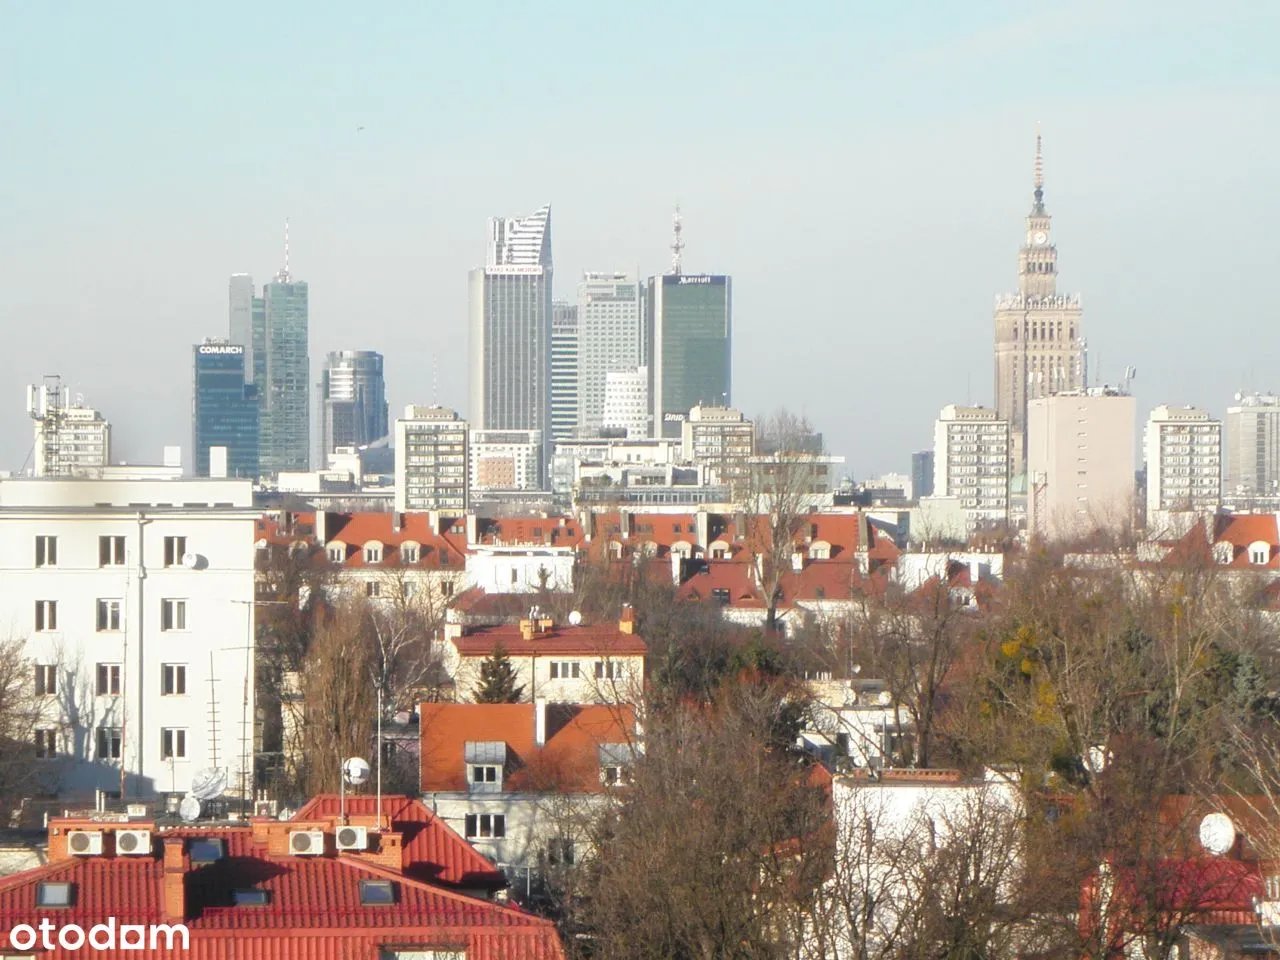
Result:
[0, 636, 52, 823]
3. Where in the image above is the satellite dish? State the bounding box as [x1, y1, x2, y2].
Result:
[1200, 813, 1237, 856]
[179, 795, 201, 823]
[182, 552, 200, 569]
[343, 757, 371, 786]
[568, 610, 583, 626]
[190, 768, 228, 801]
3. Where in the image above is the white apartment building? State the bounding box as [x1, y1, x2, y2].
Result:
[549, 438, 682, 502]
[681, 405, 755, 498]
[601, 367, 650, 439]
[0, 478, 258, 801]
[469, 429, 543, 494]
[394, 406, 469, 513]
[1144, 405, 1222, 521]
[576, 273, 643, 436]
[1028, 390, 1136, 542]
[31, 398, 111, 479]
[1226, 392, 1280, 498]
[932, 405, 1010, 529]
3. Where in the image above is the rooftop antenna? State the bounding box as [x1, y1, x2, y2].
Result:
[1033, 122, 1044, 209]
[432, 354, 439, 406]
[670, 205, 685, 276]
[278, 217, 292, 282]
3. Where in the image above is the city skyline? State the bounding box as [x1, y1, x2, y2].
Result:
[2, 2, 1278, 477]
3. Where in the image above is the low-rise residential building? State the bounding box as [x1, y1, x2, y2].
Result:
[0, 795, 565, 958]
[445, 611, 647, 705]
[420, 699, 638, 901]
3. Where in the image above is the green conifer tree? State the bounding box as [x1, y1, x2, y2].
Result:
[473, 642, 525, 703]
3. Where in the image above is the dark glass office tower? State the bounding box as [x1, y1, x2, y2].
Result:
[319, 350, 389, 462]
[645, 274, 732, 438]
[262, 270, 310, 474]
[192, 339, 259, 478]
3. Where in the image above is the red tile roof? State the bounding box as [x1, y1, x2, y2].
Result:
[474, 517, 585, 548]
[677, 561, 763, 606]
[324, 513, 467, 569]
[420, 703, 638, 794]
[451, 623, 648, 658]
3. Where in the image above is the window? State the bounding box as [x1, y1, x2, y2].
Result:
[34, 664, 57, 696]
[163, 536, 187, 568]
[161, 599, 187, 631]
[96, 727, 122, 761]
[99, 535, 126, 566]
[188, 839, 223, 863]
[711, 588, 730, 605]
[161, 664, 187, 696]
[96, 599, 122, 632]
[35, 729, 57, 759]
[366, 580, 381, 598]
[161, 728, 187, 760]
[35, 600, 57, 632]
[550, 661, 580, 680]
[510, 568, 518, 586]
[96, 664, 121, 696]
[595, 660, 625, 681]
[326, 543, 345, 563]
[546, 839, 575, 866]
[358, 880, 396, 905]
[402, 544, 419, 564]
[471, 765, 499, 784]
[364, 544, 382, 564]
[35, 536, 57, 568]
[602, 765, 625, 786]
[36, 882, 73, 907]
[442, 580, 453, 597]
[233, 889, 268, 906]
[464, 813, 505, 839]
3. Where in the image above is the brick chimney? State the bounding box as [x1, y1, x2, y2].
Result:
[619, 604, 636, 635]
[162, 837, 185, 921]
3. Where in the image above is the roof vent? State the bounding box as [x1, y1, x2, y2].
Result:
[336, 825, 368, 851]
[67, 831, 103, 856]
[289, 830, 325, 855]
[115, 829, 152, 855]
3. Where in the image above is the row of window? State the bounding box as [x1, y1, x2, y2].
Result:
[548, 660, 628, 680]
[31, 599, 188, 633]
[34, 535, 190, 569]
[34, 726, 190, 761]
[34, 662, 187, 697]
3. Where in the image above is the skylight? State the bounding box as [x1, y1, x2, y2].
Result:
[233, 889, 269, 906]
[36, 882, 73, 907]
[359, 879, 396, 905]
[188, 839, 224, 863]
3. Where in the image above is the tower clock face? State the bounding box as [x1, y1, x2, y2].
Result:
[1033, 231, 1047, 245]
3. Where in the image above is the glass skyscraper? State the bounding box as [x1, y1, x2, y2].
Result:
[262, 270, 310, 474]
[319, 349, 389, 463]
[577, 273, 643, 436]
[645, 274, 732, 438]
[550, 301, 579, 441]
[192, 339, 260, 478]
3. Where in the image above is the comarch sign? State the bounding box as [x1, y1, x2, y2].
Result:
[199, 344, 244, 355]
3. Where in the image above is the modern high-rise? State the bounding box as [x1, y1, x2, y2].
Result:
[1226, 393, 1280, 498]
[261, 243, 310, 475]
[28, 382, 111, 479]
[468, 205, 553, 449]
[602, 367, 650, 439]
[577, 273, 643, 436]
[318, 350, 388, 463]
[647, 273, 732, 438]
[1143, 405, 1222, 520]
[911, 450, 935, 500]
[192, 339, 259, 479]
[551, 301, 579, 441]
[394, 406, 469, 513]
[1027, 390, 1135, 542]
[933, 405, 1011, 529]
[228, 274, 255, 384]
[469, 430, 543, 494]
[994, 132, 1086, 476]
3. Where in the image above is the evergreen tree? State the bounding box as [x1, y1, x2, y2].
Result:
[473, 642, 525, 703]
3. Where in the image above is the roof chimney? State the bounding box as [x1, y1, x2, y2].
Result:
[619, 604, 636, 634]
[162, 837, 185, 921]
[535, 697, 547, 747]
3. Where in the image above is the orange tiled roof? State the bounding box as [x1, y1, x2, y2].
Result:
[452, 623, 648, 658]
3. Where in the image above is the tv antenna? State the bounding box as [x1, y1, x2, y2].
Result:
[670, 205, 685, 276]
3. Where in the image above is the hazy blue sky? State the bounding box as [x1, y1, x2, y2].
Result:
[2, 1, 1278, 477]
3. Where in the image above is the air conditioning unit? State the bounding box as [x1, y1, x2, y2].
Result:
[288, 830, 325, 855]
[335, 825, 368, 851]
[254, 800, 278, 818]
[67, 831, 104, 856]
[115, 830, 152, 855]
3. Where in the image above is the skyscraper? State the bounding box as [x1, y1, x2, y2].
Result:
[1226, 393, 1280, 498]
[994, 131, 1086, 476]
[576, 272, 643, 436]
[261, 226, 310, 475]
[192, 338, 259, 478]
[318, 350, 388, 463]
[228, 274, 256, 385]
[468, 205, 553, 448]
[551, 301, 579, 441]
[646, 274, 732, 438]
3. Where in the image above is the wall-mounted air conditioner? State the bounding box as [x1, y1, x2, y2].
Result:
[67, 831, 104, 856]
[115, 830, 152, 855]
[288, 830, 325, 855]
[335, 825, 368, 851]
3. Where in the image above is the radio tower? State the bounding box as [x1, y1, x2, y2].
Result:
[669, 205, 685, 276]
[276, 217, 292, 282]
[27, 375, 66, 478]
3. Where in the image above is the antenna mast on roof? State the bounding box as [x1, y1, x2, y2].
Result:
[277, 217, 292, 282]
[670, 205, 684, 276]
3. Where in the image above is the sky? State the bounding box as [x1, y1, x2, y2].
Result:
[1, 0, 1278, 478]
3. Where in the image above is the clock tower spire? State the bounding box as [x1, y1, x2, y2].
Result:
[1020, 126, 1056, 299]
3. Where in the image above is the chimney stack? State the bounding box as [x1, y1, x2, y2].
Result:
[619, 604, 636, 634]
[162, 837, 185, 921]
[535, 697, 547, 747]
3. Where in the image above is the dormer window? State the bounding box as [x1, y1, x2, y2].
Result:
[364, 542, 383, 564]
[401, 542, 420, 564]
[464, 741, 506, 793]
[1249, 541, 1271, 565]
[599, 743, 636, 786]
[326, 542, 346, 563]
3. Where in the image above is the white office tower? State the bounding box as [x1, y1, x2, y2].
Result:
[1143, 405, 1222, 523]
[550, 301, 579, 440]
[1226, 393, 1280, 499]
[0, 476, 258, 800]
[28, 381, 111, 478]
[576, 273, 643, 436]
[1028, 389, 1136, 542]
[469, 430, 544, 494]
[394, 406, 469, 513]
[932, 405, 1011, 531]
[468, 206, 553, 448]
[601, 367, 650, 439]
